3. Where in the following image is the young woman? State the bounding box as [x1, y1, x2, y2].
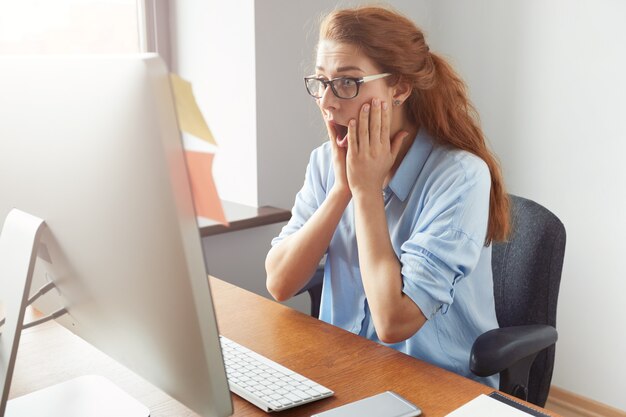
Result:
[265, 6, 509, 387]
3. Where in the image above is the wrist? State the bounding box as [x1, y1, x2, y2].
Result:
[351, 187, 384, 205]
[329, 185, 352, 205]
[351, 183, 383, 197]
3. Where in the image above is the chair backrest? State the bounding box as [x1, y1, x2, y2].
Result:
[491, 194, 566, 406]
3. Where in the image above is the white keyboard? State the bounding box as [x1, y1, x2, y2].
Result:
[220, 336, 334, 412]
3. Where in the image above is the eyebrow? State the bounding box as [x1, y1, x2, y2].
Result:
[315, 65, 365, 74]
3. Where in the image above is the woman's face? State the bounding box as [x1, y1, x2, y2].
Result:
[315, 40, 395, 144]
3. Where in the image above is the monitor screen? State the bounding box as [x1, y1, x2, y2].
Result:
[0, 55, 232, 417]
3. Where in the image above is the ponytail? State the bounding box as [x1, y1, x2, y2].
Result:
[412, 53, 510, 244]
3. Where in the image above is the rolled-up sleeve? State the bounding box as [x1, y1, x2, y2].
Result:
[400, 156, 491, 319]
[271, 144, 330, 247]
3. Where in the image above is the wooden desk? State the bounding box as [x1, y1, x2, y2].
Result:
[9, 277, 560, 416]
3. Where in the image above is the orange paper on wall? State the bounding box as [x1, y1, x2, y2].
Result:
[184, 150, 228, 225]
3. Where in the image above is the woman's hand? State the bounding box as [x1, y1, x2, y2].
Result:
[323, 112, 351, 198]
[346, 98, 408, 196]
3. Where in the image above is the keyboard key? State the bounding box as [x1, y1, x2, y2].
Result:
[219, 336, 333, 412]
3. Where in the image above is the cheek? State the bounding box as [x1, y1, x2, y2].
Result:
[345, 99, 369, 119]
[364, 87, 394, 106]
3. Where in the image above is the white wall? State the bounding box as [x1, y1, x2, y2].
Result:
[170, 0, 258, 206]
[173, 0, 626, 410]
[425, 1, 626, 410]
[255, 0, 326, 209]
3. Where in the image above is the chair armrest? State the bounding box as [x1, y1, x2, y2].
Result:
[470, 324, 558, 377]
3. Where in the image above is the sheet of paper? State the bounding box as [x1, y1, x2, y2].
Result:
[169, 72, 227, 226]
[169, 73, 217, 145]
[445, 394, 533, 417]
[184, 151, 228, 225]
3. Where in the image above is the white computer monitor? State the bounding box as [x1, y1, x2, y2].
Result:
[0, 55, 232, 417]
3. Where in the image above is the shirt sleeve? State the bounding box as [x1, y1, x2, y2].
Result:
[400, 153, 491, 319]
[271, 143, 331, 247]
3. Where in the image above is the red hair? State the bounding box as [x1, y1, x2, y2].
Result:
[319, 6, 510, 244]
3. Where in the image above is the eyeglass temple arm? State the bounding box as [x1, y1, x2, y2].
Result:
[360, 73, 391, 83]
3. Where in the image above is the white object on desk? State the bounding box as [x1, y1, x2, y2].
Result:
[445, 394, 534, 416]
[311, 391, 421, 417]
[220, 336, 333, 412]
[5, 375, 149, 417]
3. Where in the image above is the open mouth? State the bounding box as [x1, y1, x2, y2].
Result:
[332, 122, 349, 147]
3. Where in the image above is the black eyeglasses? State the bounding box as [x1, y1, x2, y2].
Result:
[304, 73, 391, 99]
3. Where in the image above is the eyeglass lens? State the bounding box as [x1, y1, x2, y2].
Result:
[306, 78, 358, 99]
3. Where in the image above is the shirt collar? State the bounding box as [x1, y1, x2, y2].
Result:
[388, 128, 434, 202]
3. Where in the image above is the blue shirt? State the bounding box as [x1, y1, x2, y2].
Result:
[272, 129, 499, 388]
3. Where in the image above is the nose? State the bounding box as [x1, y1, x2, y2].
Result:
[318, 83, 339, 111]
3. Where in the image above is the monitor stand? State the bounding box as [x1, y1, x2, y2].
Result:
[0, 209, 149, 417]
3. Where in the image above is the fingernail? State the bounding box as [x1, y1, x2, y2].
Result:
[350, 119, 356, 127]
[373, 98, 380, 107]
[382, 101, 388, 110]
[363, 104, 370, 113]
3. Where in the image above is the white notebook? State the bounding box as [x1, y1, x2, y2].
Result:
[446, 394, 539, 417]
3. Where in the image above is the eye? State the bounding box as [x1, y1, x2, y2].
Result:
[338, 78, 357, 87]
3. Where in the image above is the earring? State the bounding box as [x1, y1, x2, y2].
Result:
[393, 100, 402, 106]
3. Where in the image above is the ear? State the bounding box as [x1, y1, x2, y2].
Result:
[392, 78, 412, 105]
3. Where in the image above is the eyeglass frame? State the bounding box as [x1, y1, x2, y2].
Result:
[304, 73, 391, 99]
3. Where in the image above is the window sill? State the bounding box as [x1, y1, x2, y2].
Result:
[198, 201, 291, 237]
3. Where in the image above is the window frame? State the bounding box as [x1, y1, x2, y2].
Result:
[137, 0, 171, 67]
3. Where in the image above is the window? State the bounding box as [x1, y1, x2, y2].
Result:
[0, 0, 140, 54]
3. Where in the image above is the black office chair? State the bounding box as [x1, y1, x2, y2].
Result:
[300, 194, 565, 407]
[470, 195, 566, 406]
